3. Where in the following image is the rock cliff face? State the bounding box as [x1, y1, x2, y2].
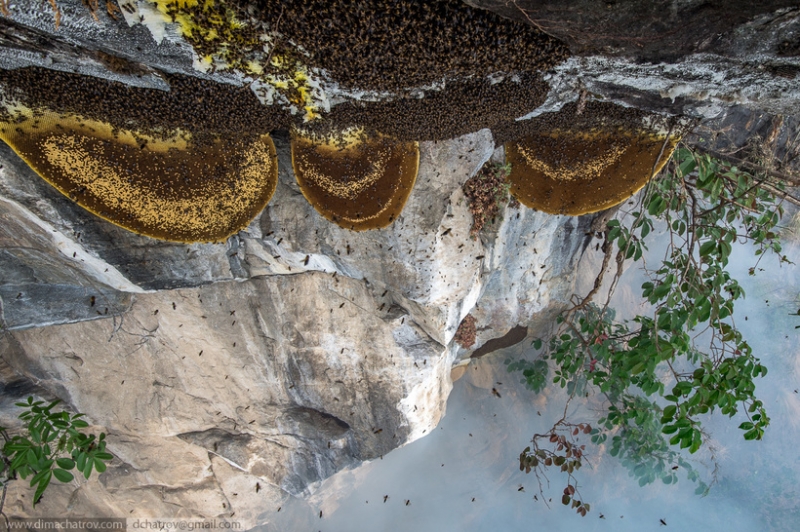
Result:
[0, 0, 799, 528]
[0, 122, 589, 524]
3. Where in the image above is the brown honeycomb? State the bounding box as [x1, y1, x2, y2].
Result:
[503, 102, 680, 216]
[291, 128, 419, 231]
[0, 110, 278, 242]
[506, 130, 677, 215]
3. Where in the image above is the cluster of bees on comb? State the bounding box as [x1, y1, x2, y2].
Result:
[0, 0, 682, 242]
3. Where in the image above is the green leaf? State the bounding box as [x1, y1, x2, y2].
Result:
[53, 468, 74, 483]
[26, 448, 38, 468]
[83, 460, 94, 479]
[699, 241, 716, 257]
[32, 471, 52, 507]
[743, 429, 760, 441]
[93, 458, 107, 474]
[76, 452, 87, 472]
[56, 458, 75, 470]
[662, 424, 678, 434]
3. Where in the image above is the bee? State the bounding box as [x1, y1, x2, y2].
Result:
[172, 302, 176, 310]
[303, 255, 310, 266]
[518, 486, 525, 492]
[471, 498, 475, 502]
[339, 302, 345, 308]
[199, 350, 203, 356]
[405, 500, 410, 506]
[492, 388, 501, 398]
[383, 495, 389, 503]
[441, 227, 451, 236]
[154, 309, 158, 315]
[660, 519, 667, 526]
[373, 428, 383, 434]
[319, 510, 322, 519]
[475, 255, 485, 260]
[90, 296, 95, 307]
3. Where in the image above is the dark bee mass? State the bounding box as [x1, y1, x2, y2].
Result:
[300, 73, 550, 142]
[0, 67, 289, 141]
[243, 0, 568, 92]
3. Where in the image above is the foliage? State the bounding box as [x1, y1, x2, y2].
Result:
[0, 397, 112, 507]
[463, 162, 514, 236]
[510, 145, 791, 515]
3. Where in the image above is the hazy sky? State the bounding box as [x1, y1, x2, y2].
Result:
[257, 212, 800, 532]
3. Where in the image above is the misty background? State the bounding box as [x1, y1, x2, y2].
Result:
[258, 209, 800, 532]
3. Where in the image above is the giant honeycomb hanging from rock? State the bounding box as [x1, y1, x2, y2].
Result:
[0, 67, 287, 242]
[499, 101, 682, 216]
[291, 127, 419, 231]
